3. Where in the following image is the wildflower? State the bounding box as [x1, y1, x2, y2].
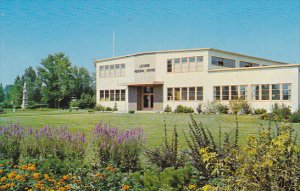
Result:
[1, 177, 7, 182]
[188, 184, 196, 190]
[10, 183, 15, 187]
[13, 165, 18, 168]
[63, 175, 70, 180]
[44, 174, 49, 179]
[0, 164, 3, 167]
[122, 185, 130, 190]
[15, 175, 22, 180]
[8, 173, 15, 179]
[6, 161, 10, 164]
[0, 170, 3, 174]
[202, 184, 215, 191]
[33, 173, 40, 179]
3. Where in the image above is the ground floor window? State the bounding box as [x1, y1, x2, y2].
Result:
[282, 83, 291, 100]
[174, 88, 181, 101]
[167, 88, 173, 100]
[251, 83, 291, 101]
[214, 85, 248, 101]
[167, 86, 203, 101]
[99, 89, 126, 102]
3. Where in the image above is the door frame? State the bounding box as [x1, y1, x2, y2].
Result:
[142, 87, 154, 110]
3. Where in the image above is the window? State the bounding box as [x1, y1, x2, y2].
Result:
[110, 65, 115, 77]
[167, 88, 173, 101]
[181, 87, 187, 100]
[99, 66, 105, 78]
[252, 85, 260, 100]
[214, 86, 221, 100]
[167, 59, 173, 72]
[212, 57, 235, 68]
[222, 86, 229, 100]
[240, 61, 259, 67]
[115, 64, 121, 77]
[239, 85, 247, 100]
[197, 87, 203, 100]
[100, 90, 105, 101]
[174, 88, 181, 100]
[181, 57, 188, 72]
[282, 83, 291, 100]
[120, 64, 125, 77]
[110, 90, 115, 101]
[104, 90, 109, 101]
[104, 65, 109, 77]
[189, 87, 195, 101]
[174, 58, 181, 72]
[196, 56, 203, 71]
[115, 90, 120, 101]
[231, 86, 239, 100]
[121, 90, 126, 101]
[261, 84, 269, 100]
[189, 57, 196, 72]
[272, 84, 280, 100]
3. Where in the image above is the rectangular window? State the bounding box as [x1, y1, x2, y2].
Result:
[197, 87, 203, 100]
[99, 66, 105, 78]
[261, 84, 270, 100]
[239, 61, 259, 67]
[105, 90, 109, 101]
[174, 58, 181, 72]
[181, 57, 188, 72]
[115, 90, 120, 101]
[110, 90, 115, 101]
[167, 59, 173, 72]
[239, 85, 247, 100]
[231, 86, 239, 100]
[104, 65, 109, 77]
[189, 57, 196, 72]
[214, 86, 221, 100]
[252, 85, 260, 100]
[271, 84, 280, 100]
[100, 90, 105, 101]
[212, 57, 235, 68]
[196, 56, 203, 71]
[188, 87, 195, 101]
[121, 90, 125, 101]
[110, 65, 115, 77]
[174, 88, 181, 101]
[222, 86, 229, 100]
[282, 83, 291, 100]
[167, 88, 174, 101]
[120, 64, 125, 77]
[181, 87, 187, 100]
[115, 64, 120, 76]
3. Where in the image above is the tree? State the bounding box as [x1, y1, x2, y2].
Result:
[8, 76, 23, 106]
[21, 66, 42, 104]
[0, 83, 4, 103]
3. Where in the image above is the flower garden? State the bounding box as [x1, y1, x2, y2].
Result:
[0, 115, 299, 191]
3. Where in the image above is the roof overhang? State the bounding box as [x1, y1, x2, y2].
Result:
[119, 81, 164, 86]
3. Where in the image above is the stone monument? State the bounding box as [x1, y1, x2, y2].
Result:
[21, 82, 28, 109]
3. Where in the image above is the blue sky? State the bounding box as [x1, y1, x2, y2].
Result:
[0, 0, 300, 86]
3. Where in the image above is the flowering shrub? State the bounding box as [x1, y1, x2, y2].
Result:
[92, 122, 144, 172]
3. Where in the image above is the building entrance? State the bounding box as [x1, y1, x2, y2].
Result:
[142, 87, 154, 110]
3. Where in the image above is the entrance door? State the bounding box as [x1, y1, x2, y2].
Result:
[142, 87, 154, 110]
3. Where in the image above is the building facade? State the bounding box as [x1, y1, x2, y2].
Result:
[94, 48, 300, 112]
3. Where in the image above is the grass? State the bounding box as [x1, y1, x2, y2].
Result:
[1, 109, 299, 147]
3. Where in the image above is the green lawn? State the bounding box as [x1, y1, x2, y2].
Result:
[1, 110, 299, 147]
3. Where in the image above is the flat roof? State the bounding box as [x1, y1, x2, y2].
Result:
[208, 63, 300, 72]
[93, 48, 290, 65]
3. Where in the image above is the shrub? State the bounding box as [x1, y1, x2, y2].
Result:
[174, 105, 194, 113]
[105, 107, 112, 111]
[254, 108, 267, 115]
[92, 123, 144, 172]
[128, 110, 135, 114]
[289, 112, 300, 123]
[229, 99, 252, 114]
[203, 101, 218, 114]
[0, 108, 5, 114]
[88, 109, 95, 113]
[28, 103, 49, 109]
[215, 103, 229, 114]
[94, 104, 105, 111]
[164, 105, 172, 113]
[270, 103, 291, 121]
[113, 103, 118, 111]
[196, 103, 202, 114]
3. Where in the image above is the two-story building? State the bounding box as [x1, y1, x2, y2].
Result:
[94, 48, 300, 112]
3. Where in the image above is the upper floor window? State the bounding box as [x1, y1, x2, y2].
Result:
[212, 57, 235, 68]
[240, 61, 259, 67]
[167, 56, 203, 73]
[99, 63, 125, 78]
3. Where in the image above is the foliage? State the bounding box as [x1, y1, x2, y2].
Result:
[0, 83, 4, 103]
[105, 107, 112, 111]
[92, 123, 144, 172]
[129, 110, 135, 114]
[229, 99, 252, 114]
[196, 103, 202, 114]
[94, 104, 105, 112]
[289, 112, 300, 123]
[254, 108, 267, 115]
[174, 105, 194, 113]
[270, 103, 291, 121]
[113, 103, 118, 111]
[145, 121, 186, 170]
[203, 101, 218, 114]
[164, 105, 172, 113]
[215, 103, 229, 114]
[27, 103, 49, 109]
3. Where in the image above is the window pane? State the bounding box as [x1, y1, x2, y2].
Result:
[121, 90, 125, 101]
[104, 65, 109, 77]
[115, 90, 120, 101]
[181, 57, 188, 72]
[189, 57, 195, 63]
[282, 83, 291, 100]
[115, 64, 120, 76]
[143, 87, 153, 93]
[100, 66, 104, 78]
[167, 59, 173, 72]
[110, 90, 115, 101]
[214, 86, 221, 100]
[252, 85, 260, 100]
[239, 85, 247, 100]
[240, 61, 259, 67]
[231, 86, 238, 100]
[100, 90, 105, 101]
[196, 56, 203, 71]
[212, 57, 235, 68]
[189, 87, 195, 100]
[174, 88, 181, 101]
[196, 56, 203, 62]
[197, 87, 203, 100]
[222, 86, 229, 100]
[120, 64, 125, 77]
[105, 90, 109, 101]
[181, 87, 187, 101]
[110, 65, 115, 77]
[174, 58, 181, 72]
[189, 57, 196, 72]
[261, 84, 269, 100]
[167, 88, 173, 101]
[272, 84, 280, 100]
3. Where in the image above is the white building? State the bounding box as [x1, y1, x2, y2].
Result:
[94, 48, 300, 112]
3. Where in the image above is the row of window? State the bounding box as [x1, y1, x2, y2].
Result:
[99, 64, 125, 78]
[212, 56, 261, 68]
[167, 56, 203, 73]
[213, 84, 291, 101]
[167, 87, 203, 101]
[99, 89, 126, 101]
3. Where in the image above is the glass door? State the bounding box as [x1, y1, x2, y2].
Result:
[142, 87, 154, 110]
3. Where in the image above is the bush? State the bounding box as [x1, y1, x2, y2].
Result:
[215, 103, 229, 114]
[128, 110, 135, 114]
[0, 108, 5, 114]
[203, 101, 218, 114]
[254, 108, 267, 115]
[94, 104, 105, 111]
[289, 112, 300, 123]
[174, 105, 194, 113]
[105, 107, 112, 111]
[229, 99, 252, 114]
[196, 103, 202, 114]
[270, 103, 291, 121]
[28, 103, 49, 109]
[164, 105, 172, 113]
[88, 109, 95, 113]
[113, 103, 118, 111]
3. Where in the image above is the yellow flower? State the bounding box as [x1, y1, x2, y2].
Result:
[33, 172, 40, 179]
[0, 170, 3, 174]
[202, 184, 215, 191]
[63, 175, 70, 180]
[28, 189, 33, 191]
[122, 184, 130, 190]
[44, 174, 49, 179]
[8, 173, 15, 179]
[13, 165, 18, 168]
[10, 183, 15, 187]
[15, 175, 22, 180]
[1, 177, 7, 182]
[5, 161, 10, 164]
[188, 184, 196, 190]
